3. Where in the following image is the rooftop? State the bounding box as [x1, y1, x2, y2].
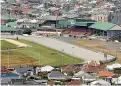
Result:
[1, 25, 16, 31]
[89, 22, 116, 31]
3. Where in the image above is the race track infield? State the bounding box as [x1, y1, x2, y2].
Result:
[1, 39, 83, 67]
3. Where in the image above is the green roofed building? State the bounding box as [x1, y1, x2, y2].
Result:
[6, 0, 16, 4]
[7, 22, 17, 27]
[1, 25, 16, 35]
[89, 22, 116, 31]
[89, 22, 121, 41]
[58, 19, 95, 27]
[1, 16, 16, 21]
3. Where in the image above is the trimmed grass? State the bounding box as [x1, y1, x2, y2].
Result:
[1, 39, 83, 67]
[1, 40, 17, 49]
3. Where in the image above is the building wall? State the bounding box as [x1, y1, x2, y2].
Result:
[107, 30, 121, 38]
[91, 14, 108, 22]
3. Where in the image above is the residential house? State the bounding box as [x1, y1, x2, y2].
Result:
[14, 66, 34, 76]
[82, 61, 106, 73]
[61, 65, 81, 75]
[73, 71, 96, 83]
[48, 71, 67, 80]
[41, 65, 54, 72]
[90, 79, 111, 86]
[64, 80, 81, 85]
[11, 79, 47, 85]
[91, 13, 108, 22]
[48, 80, 55, 86]
[1, 73, 20, 85]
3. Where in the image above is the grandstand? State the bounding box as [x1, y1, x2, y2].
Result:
[89, 22, 121, 41]
[62, 26, 94, 35]
[58, 19, 121, 42]
[37, 26, 61, 36]
[1, 25, 17, 35]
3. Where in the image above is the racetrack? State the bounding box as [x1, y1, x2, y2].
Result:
[2, 35, 116, 62]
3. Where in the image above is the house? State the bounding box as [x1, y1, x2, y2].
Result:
[90, 79, 111, 86]
[73, 71, 96, 83]
[14, 66, 34, 75]
[61, 65, 81, 73]
[11, 79, 26, 85]
[41, 65, 54, 72]
[113, 76, 121, 85]
[82, 61, 106, 73]
[91, 13, 108, 22]
[48, 80, 55, 86]
[1, 66, 10, 73]
[107, 63, 121, 70]
[48, 71, 67, 80]
[97, 71, 115, 77]
[64, 80, 81, 85]
[1, 73, 20, 85]
[11, 79, 47, 85]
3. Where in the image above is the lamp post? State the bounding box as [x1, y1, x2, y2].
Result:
[7, 48, 10, 68]
[61, 49, 64, 66]
[72, 46, 74, 64]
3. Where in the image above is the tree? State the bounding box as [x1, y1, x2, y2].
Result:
[22, 29, 32, 35]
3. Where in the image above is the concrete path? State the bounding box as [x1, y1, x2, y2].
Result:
[2, 35, 115, 62]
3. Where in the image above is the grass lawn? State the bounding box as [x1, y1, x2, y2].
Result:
[1, 40, 17, 49]
[1, 39, 83, 67]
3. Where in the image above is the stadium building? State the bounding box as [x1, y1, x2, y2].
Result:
[57, 18, 121, 42]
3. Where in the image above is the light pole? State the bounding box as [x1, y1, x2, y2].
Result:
[39, 52, 41, 66]
[7, 48, 10, 68]
[61, 49, 64, 66]
[72, 47, 74, 64]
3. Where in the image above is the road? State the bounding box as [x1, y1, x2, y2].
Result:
[2, 35, 116, 62]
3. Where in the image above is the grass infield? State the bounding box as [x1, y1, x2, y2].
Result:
[1, 39, 83, 67]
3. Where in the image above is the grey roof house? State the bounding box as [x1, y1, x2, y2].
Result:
[74, 71, 96, 82]
[14, 66, 34, 75]
[1, 73, 20, 85]
[48, 71, 67, 80]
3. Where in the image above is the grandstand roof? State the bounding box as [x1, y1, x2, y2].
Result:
[39, 26, 56, 30]
[1, 25, 16, 31]
[1, 17, 16, 20]
[58, 19, 94, 26]
[39, 16, 65, 21]
[7, 22, 17, 27]
[89, 22, 116, 31]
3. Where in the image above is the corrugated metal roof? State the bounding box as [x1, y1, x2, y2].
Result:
[58, 19, 94, 26]
[109, 25, 121, 30]
[7, 22, 17, 26]
[1, 17, 16, 20]
[1, 25, 16, 31]
[89, 22, 116, 31]
[39, 16, 65, 21]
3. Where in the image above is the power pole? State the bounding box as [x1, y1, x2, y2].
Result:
[7, 48, 10, 68]
[39, 52, 41, 66]
[61, 49, 64, 66]
[72, 47, 74, 64]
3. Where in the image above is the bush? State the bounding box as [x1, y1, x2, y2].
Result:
[22, 29, 32, 35]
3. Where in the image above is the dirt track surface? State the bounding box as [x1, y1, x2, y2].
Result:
[4, 39, 28, 47]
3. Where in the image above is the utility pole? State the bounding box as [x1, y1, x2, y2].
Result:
[72, 47, 74, 64]
[61, 49, 64, 66]
[7, 48, 10, 68]
[39, 52, 41, 66]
